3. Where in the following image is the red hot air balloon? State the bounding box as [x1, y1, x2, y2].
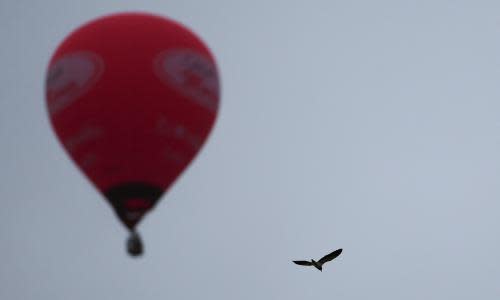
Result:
[45, 12, 220, 256]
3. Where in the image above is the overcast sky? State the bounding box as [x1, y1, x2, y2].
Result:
[2, 1, 500, 299]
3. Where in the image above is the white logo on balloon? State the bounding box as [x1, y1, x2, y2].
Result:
[46, 52, 104, 115]
[154, 49, 219, 112]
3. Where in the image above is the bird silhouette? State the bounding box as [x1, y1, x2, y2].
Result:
[293, 248, 342, 271]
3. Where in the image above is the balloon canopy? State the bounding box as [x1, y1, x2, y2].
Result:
[45, 12, 220, 256]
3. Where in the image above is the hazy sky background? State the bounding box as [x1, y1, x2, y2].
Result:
[2, 1, 500, 299]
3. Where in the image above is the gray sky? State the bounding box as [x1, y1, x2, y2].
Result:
[2, 1, 500, 299]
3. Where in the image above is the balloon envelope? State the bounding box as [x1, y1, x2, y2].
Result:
[45, 12, 220, 232]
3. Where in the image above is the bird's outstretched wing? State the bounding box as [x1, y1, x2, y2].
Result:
[293, 260, 313, 266]
[318, 248, 342, 265]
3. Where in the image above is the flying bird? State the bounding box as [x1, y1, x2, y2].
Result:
[293, 248, 342, 271]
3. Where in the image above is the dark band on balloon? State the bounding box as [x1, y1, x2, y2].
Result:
[104, 182, 164, 229]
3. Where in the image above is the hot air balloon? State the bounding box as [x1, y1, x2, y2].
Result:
[45, 12, 220, 256]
